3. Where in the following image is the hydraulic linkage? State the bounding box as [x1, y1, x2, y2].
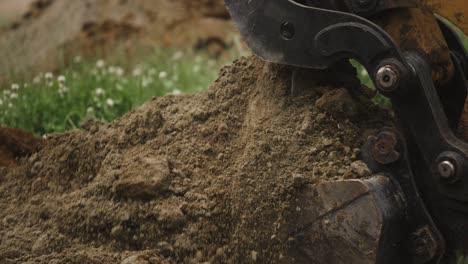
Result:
[225, 0, 468, 263]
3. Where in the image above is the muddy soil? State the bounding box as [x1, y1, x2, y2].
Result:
[0, 0, 236, 81]
[0, 127, 43, 168]
[0, 56, 392, 263]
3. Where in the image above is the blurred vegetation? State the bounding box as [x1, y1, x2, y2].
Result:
[0, 24, 466, 136]
[0, 47, 231, 136]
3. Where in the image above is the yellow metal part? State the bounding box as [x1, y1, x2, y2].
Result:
[377, 8, 454, 84]
[418, 0, 468, 34]
[376, 4, 468, 139]
[458, 100, 468, 140]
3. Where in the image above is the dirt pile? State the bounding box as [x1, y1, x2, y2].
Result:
[0, 0, 236, 81]
[0, 56, 392, 263]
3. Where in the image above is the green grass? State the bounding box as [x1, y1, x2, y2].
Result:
[459, 256, 468, 264]
[0, 47, 228, 136]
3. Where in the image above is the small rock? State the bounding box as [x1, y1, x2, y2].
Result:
[31, 232, 68, 256]
[2, 215, 16, 226]
[349, 161, 372, 178]
[156, 203, 186, 228]
[121, 255, 149, 264]
[251, 250, 258, 261]
[30, 196, 42, 205]
[112, 156, 172, 200]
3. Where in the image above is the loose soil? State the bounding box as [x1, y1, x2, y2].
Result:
[0, 56, 393, 263]
[0, 0, 236, 81]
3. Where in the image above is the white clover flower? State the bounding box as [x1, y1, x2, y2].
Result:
[45, 72, 54, 79]
[8, 103, 13, 108]
[10, 93, 18, 99]
[108, 66, 116, 74]
[96, 59, 105, 68]
[58, 86, 69, 95]
[192, 65, 201, 73]
[0, 99, 3, 106]
[172, 51, 184, 61]
[57, 75, 66, 83]
[164, 80, 174, 88]
[106, 98, 115, 107]
[33, 76, 41, 84]
[132, 67, 142, 76]
[142, 77, 154, 87]
[3, 89, 10, 96]
[115, 67, 124, 76]
[159, 71, 168, 79]
[86, 107, 94, 113]
[95, 88, 105, 96]
[148, 68, 157, 76]
[171, 89, 182, 95]
[74, 56, 82, 63]
[11, 83, 19, 90]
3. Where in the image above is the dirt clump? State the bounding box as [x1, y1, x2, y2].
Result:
[0, 127, 43, 167]
[0, 56, 392, 263]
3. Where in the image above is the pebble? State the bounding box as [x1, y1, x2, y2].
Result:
[251, 251, 258, 261]
[350, 161, 372, 178]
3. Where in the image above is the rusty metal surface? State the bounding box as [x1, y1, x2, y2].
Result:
[368, 130, 401, 165]
[459, 99, 468, 138]
[418, 0, 468, 33]
[377, 8, 455, 84]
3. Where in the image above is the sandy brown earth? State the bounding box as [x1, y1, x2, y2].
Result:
[0, 0, 236, 81]
[0, 56, 393, 263]
[0, 0, 33, 27]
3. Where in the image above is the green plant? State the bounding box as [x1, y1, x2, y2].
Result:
[0, 48, 228, 135]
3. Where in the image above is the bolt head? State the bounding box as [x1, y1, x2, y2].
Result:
[369, 130, 401, 165]
[376, 65, 400, 92]
[438, 160, 456, 179]
[280, 22, 295, 40]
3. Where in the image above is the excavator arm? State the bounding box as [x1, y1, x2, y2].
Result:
[226, 0, 468, 263]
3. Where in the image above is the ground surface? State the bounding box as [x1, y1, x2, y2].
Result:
[0, 0, 236, 81]
[0, 56, 393, 263]
[0, 0, 33, 27]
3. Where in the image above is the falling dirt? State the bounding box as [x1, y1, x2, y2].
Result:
[0, 0, 236, 81]
[0, 56, 393, 263]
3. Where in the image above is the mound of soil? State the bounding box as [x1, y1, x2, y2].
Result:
[0, 56, 392, 263]
[0, 0, 236, 81]
[0, 127, 43, 167]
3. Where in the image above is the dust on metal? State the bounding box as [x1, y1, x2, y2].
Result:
[369, 130, 401, 165]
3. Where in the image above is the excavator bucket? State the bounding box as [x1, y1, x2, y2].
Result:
[289, 176, 407, 264]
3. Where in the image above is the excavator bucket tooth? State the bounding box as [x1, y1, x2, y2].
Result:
[289, 176, 407, 264]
